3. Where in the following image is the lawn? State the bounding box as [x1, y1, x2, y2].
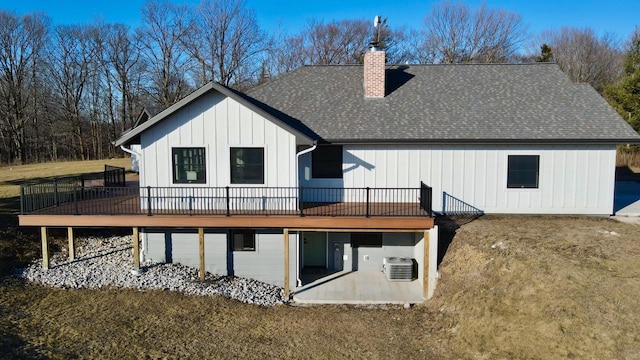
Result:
[2, 160, 640, 359]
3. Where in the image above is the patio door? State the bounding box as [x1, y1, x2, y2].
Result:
[303, 232, 326, 268]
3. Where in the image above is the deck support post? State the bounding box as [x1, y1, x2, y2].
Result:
[67, 227, 75, 261]
[284, 228, 290, 299]
[41, 227, 49, 269]
[423, 229, 429, 299]
[199, 227, 205, 281]
[132, 227, 140, 270]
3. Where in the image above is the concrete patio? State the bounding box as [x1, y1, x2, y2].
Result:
[293, 270, 425, 305]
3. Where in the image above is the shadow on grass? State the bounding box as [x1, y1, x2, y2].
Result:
[0, 277, 62, 360]
[435, 214, 483, 266]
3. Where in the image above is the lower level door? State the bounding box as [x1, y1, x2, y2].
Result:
[333, 241, 344, 271]
[303, 232, 326, 267]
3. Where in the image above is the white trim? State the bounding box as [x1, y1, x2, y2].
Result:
[169, 145, 210, 187]
[228, 145, 268, 187]
[504, 152, 542, 192]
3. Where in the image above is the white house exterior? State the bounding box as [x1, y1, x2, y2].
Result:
[107, 48, 639, 303]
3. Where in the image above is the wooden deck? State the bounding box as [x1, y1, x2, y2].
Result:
[20, 194, 434, 230]
[19, 214, 433, 230]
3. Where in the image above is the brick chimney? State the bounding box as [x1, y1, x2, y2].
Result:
[363, 49, 385, 98]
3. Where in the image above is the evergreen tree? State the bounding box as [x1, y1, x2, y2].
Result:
[604, 29, 640, 132]
[535, 44, 553, 62]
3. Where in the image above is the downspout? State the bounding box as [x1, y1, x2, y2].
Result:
[120, 145, 141, 158]
[120, 145, 144, 263]
[294, 141, 317, 287]
[295, 141, 317, 189]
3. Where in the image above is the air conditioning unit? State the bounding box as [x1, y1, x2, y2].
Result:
[384, 257, 414, 281]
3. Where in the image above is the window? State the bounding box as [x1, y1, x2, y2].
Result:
[351, 232, 382, 248]
[172, 147, 206, 184]
[232, 229, 255, 251]
[230, 147, 264, 184]
[312, 145, 343, 178]
[507, 155, 539, 188]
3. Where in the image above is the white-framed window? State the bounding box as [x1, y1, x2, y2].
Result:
[230, 147, 264, 184]
[507, 155, 539, 189]
[172, 147, 206, 184]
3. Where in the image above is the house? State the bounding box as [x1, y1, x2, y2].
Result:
[19, 46, 640, 304]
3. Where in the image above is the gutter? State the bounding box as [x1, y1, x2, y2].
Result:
[294, 142, 317, 287]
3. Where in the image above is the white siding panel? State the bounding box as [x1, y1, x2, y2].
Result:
[339, 144, 616, 215]
[140, 91, 298, 191]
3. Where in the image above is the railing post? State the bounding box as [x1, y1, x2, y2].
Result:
[53, 178, 58, 206]
[365, 187, 370, 218]
[147, 186, 152, 216]
[226, 186, 230, 216]
[299, 186, 304, 217]
[442, 191, 446, 215]
[73, 185, 79, 215]
[80, 174, 85, 200]
[20, 185, 25, 214]
[427, 186, 433, 217]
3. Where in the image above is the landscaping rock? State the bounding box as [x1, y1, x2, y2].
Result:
[18, 235, 286, 306]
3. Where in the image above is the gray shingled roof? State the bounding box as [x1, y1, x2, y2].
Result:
[247, 63, 640, 143]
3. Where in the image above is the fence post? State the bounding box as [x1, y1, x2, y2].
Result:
[442, 191, 446, 215]
[226, 186, 230, 216]
[73, 185, 79, 215]
[366, 187, 370, 218]
[53, 178, 58, 206]
[299, 186, 304, 217]
[20, 185, 25, 215]
[147, 186, 152, 216]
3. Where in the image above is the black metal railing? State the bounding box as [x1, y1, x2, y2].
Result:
[21, 183, 434, 218]
[104, 165, 126, 187]
[441, 191, 484, 216]
[419, 181, 433, 217]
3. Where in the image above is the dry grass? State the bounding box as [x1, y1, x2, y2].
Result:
[0, 158, 130, 200]
[617, 146, 640, 172]
[2, 160, 640, 358]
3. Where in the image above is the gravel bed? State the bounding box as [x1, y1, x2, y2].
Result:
[18, 235, 286, 306]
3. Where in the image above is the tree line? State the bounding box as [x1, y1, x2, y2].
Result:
[0, 0, 638, 165]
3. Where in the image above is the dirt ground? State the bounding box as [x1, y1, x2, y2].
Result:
[2, 215, 640, 359]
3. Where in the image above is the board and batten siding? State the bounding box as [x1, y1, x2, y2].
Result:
[299, 144, 617, 215]
[142, 229, 298, 288]
[139, 91, 298, 188]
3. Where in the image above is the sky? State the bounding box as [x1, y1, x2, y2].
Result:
[3, 0, 639, 43]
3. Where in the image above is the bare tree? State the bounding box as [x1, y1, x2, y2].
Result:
[534, 27, 622, 92]
[267, 18, 372, 78]
[48, 24, 101, 160]
[138, 0, 194, 108]
[0, 11, 49, 163]
[421, 1, 527, 64]
[184, 0, 265, 88]
[103, 24, 145, 135]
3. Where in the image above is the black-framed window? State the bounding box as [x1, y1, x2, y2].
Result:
[351, 232, 382, 248]
[230, 147, 264, 184]
[507, 155, 539, 189]
[312, 145, 343, 178]
[232, 229, 256, 251]
[172, 147, 206, 184]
